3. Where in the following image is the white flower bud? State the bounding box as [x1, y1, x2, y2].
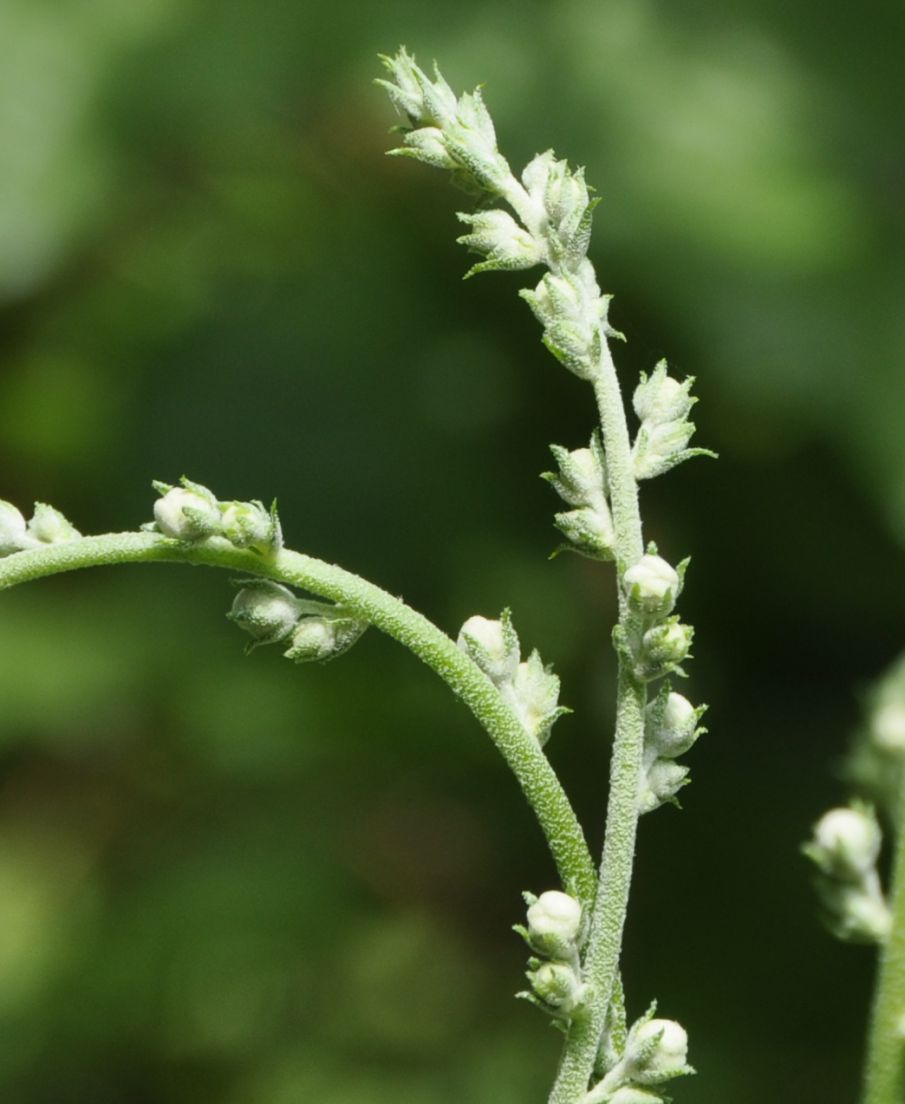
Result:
[528, 961, 589, 1015]
[457, 611, 520, 685]
[808, 806, 882, 880]
[0, 500, 34, 556]
[638, 621, 694, 679]
[228, 581, 302, 647]
[509, 651, 568, 745]
[638, 760, 690, 814]
[456, 209, 543, 276]
[625, 1018, 689, 1083]
[633, 363, 694, 425]
[153, 483, 220, 540]
[219, 499, 282, 556]
[526, 890, 582, 955]
[645, 691, 700, 759]
[623, 555, 679, 616]
[27, 503, 80, 544]
[283, 610, 367, 664]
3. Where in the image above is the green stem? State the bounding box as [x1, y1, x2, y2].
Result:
[0, 531, 596, 907]
[548, 344, 646, 1104]
[863, 773, 905, 1104]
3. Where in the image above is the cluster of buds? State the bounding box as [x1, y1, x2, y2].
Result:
[585, 1002, 694, 1104]
[457, 610, 569, 746]
[521, 260, 622, 382]
[150, 478, 282, 557]
[631, 362, 714, 481]
[803, 804, 891, 943]
[618, 550, 694, 683]
[228, 579, 367, 665]
[377, 47, 510, 195]
[542, 433, 615, 561]
[514, 890, 590, 1022]
[0, 499, 80, 557]
[520, 150, 598, 267]
[638, 688, 706, 815]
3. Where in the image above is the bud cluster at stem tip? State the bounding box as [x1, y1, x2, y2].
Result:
[149, 477, 281, 556]
[456, 610, 569, 747]
[0, 499, 80, 557]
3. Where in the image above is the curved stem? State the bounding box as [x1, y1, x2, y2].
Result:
[863, 772, 905, 1104]
[0, 531, 596, 906]
[548, 342, 646, 1104]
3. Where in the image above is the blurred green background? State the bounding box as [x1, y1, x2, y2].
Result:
[0, 1, 903, 1101]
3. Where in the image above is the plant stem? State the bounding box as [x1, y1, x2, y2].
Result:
[0, 531, 596, 907]
[548, 343, 646, 1104]
[863, 772, 905, 1104]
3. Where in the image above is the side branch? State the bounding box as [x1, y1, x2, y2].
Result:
[0, 532, 597, 906]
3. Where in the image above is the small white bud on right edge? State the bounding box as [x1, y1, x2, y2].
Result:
[0, 500, 35, 556]
[153, 482, 221, 540]
[457, 611, 520, 685]
[526, 890, 583, 955]
[624, 1018, 690, 1084]
[808, 806, 882, 880]
[623, 555, 679, 617]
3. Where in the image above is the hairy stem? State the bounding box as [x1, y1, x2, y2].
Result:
[863, 773, 905, 1104]
[548, 345, 646, 1103]
[0, 531, 596, 906]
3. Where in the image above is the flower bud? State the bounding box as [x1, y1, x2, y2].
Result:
[153, 481, 220, 540]
[633, 363, 694, 425]
[219, 499, 282, 556]
[283, 609, 367, 664]
[528, 962, 589, 1016]
[637, 621, 694, 679]
[624, 1017, 690, 1084]
[638, 759, 690, 815]
[807, 806, 882, 880]
[456, 209, 543, 277]
[623, 555, 679, 617]
[644, 691, 700, 759]
[526, 890, 582, 955]
[0, 500, 34, 556]
[228, 581, 302, 648]
[509, 650, 569, 745]
[27, 503, 80, 544]
[457, 611, 520, 685]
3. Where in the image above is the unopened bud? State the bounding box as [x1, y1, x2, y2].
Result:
[624, 1017, 690, 1085]
[228, 581, 302, 647]
[0, 500, 34, 556]
[220, 499, 282, 556]
[808, 806, 882, 880]
[153, 481, 220, 540]
[283, 609, 367, 664]
[529, 962, 589, 1016]
[645, 691, 700, 759]
[638, 759, 690, 814]
[27, 503, 80, 544]
[623, 555, 679, 617]
[526, 890, 582, 955]
[457, 611, 520, 685]
[638, 621, 693, 679]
